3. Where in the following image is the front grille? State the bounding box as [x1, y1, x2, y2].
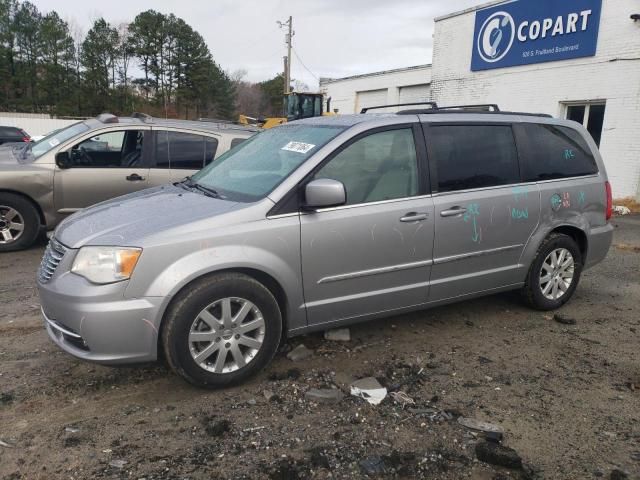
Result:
[38, 239, 67, 283]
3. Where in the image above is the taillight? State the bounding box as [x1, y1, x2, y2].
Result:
[605, 181, 612, 221]
[22, 136, 30, 142]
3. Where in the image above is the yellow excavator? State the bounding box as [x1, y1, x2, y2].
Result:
[238, 92, 335, 129]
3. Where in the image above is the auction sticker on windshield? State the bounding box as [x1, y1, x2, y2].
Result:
[281, 141, 315, 154]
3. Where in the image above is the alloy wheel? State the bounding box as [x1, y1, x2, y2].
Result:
[188, 297, 266, 373]
[539, 248, 575, 300]
[0, 206, 25, 244]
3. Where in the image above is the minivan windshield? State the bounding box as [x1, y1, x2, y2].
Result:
[30, 122, 89, 159]
[191, 124, 345, 202]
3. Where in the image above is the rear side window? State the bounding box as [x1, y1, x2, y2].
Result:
[521, 124, 598, 181]
[205, 138, 218, 166]
[155, 131, 215, 170]
[429, 125, 519, 192]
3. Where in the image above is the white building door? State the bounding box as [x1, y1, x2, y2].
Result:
[356, 89, 388, 113]
[399, 84, 431, 106]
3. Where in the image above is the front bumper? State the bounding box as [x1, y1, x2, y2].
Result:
[38, 271, 164, 365]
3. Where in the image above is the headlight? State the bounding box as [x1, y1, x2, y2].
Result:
[71, 247, 142, 284]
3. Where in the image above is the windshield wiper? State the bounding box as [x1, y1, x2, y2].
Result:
[177, 176, 222, 198]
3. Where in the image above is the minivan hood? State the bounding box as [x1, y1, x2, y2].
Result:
[55, 185, 246, 248]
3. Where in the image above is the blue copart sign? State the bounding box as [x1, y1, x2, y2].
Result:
[471, 0, 602, 71]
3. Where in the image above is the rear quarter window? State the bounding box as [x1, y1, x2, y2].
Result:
[0, 127, 20, 136]
[520, 123, 598, 181]
[230, 137, 247, 149]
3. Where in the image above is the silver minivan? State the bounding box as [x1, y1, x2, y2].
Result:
[37, 104, 613, 387]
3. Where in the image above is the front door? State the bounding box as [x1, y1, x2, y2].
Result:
[300, 125, 434, 326]
[53, 128, 150, 213]
[424, 123, 541, 301]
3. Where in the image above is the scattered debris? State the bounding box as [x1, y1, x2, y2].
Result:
[554, 314, 577, 325]
[389, 391, 415, 408]
[614, 243, 640, 253]
[613, 205, 631, 216]
[610, 469, 629, 480]
[350, 377, 387, 405]
[287, 344, 313, 362]
[308, 446, 330, 469]
[64, 426, 80, 434]
[475, 440, 523, 470]
[268, 368, 301, 381]
[0, 439, 13, 448]
[305, 388, 344, 404]
[204, 419, 230, 437]
[0, 391, 14, 405]
[324, 328, 351, 342]
[263, 389, 282, 403]
[458, 417, 505, 435]
[478, 356, 494, 364]
[359, 455, 387, 475]
[109, 459, 127, 469]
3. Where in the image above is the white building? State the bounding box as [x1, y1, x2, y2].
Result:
[320, 65, 432, 114]
[321, 0, 640, 199]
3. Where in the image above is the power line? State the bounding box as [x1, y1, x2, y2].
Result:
[292, 47, 319, 82]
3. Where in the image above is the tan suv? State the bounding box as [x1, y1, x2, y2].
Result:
[0, 113, 259, 251]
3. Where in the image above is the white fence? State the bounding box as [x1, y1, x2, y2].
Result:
[0, 113, 84, 137]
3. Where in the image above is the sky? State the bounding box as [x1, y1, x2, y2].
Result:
[33, 0, 487, 89]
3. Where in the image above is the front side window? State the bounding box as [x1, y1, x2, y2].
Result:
[69, 130, 145, 168]
[314, 128, 418, 205]
[192, 124, 345, 202]
[429, 125, 519, 193]
[156, 131, 213, 170]
[521, 124, 598, 181]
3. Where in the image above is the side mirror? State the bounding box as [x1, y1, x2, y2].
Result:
[55, 151, 71, 169]
[304, 178, 346, 209]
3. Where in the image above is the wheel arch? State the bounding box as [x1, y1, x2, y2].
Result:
[549, 225, 588, 261]
[156, 267, 291, 355]
[0, 188, 46, 226]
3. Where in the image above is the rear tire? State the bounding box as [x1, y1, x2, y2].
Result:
[0, 193, 41, 252]
[522, 233, 583, 311]
[161, 273, 282, 388]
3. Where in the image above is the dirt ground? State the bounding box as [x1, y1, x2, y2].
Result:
[1, 216, 639, 480]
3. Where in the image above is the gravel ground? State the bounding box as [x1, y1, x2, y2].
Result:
[0, 216, 639, 480]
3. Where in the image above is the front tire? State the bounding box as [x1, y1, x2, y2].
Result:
[0, 193, 40, 252]
[522, 233, 583, 310]
[161, 273, 282, 388]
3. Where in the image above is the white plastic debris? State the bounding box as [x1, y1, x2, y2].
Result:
[350, 377, 387, 405]
[613, 205, 631, 215]
[457, 417, 505, 434]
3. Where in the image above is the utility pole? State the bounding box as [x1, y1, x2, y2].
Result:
[278, 16, 293, 94]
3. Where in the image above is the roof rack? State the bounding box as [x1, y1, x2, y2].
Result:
[360, 101, 438, 114]
[131, 112, 153, 122]
[96, 113, 119, 124]
[393, 103, 553, 118]
[437, 104, 500, 112]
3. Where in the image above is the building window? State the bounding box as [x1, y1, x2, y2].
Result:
[564, 102, 606, 147]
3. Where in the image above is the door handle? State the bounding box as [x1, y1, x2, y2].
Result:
[400, 212, 429, 223]
[440, 206, 467, 217]
[126, 173, 145, 181]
